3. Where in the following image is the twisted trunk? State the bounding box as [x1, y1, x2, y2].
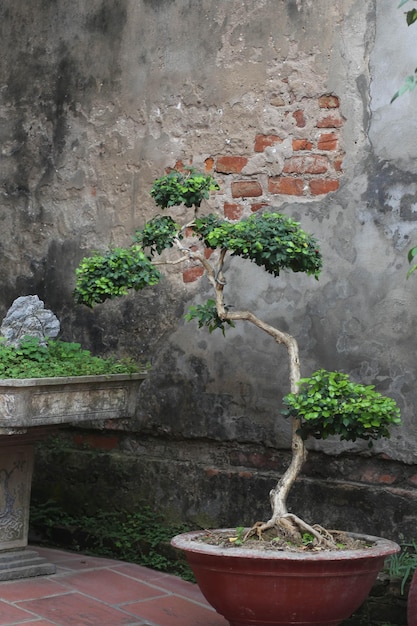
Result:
[207, 249, 306, 525]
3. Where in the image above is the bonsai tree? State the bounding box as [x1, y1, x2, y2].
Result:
[74, 167, 401, 548]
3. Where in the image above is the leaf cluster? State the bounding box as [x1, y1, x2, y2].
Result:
[150, 167, 219, 209]
[193, 212, 322, 278]
[185, 299, 235, 336]
[282, 369, 401, 443]
[74, 245, 161, 307]
[134, 215, 181, 256]
[0, 336, 142, 379]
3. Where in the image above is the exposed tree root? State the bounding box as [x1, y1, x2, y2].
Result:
[244, 514, 339, 550]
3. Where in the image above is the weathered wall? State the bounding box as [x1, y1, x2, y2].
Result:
[1, 0, 415, 538]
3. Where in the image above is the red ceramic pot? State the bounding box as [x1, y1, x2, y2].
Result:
[172, 530, 399, 626]
[408, 568, 417, 626]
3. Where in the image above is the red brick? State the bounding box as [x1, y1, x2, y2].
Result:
[361, 469, 397, 485]
[309, 179, 339, 195]
[334, 155, 344, 172]
[317, 132, 338, 151]
[316, 114, 343, 128]
[73, 434, 119, 450]
[205, 468, 220, 477]
[231, 180, 262, 197]
[318, 95, 340, 108]
[250, 202, 269, 212]
[293, 109, 306, 128]
[292, 138, 313, 151]
[216, 155, 248, 174]
[205, 156, 214, 172]
[204, 247, 215, 259]
[183, 265, 204, 283]
[224, 202, 244, 220]
[238, 471, 253, 479]
[268, 176, 304, 196]
[254, 134, 282, 152]
[283, 155, 328, 174]
[172, 159, 185, 171]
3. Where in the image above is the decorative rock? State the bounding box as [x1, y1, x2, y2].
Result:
[1, 296, 60, 347]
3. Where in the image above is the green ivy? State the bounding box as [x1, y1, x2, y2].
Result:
[0, 336, 142, 379]
[193, 212, 322, 278]
[282, 369, 401, 443]
[150, 167, 219, 209]
[185, 299, 236, 336]
[74, 245, 161, 307]
[30, 501, 194, 581]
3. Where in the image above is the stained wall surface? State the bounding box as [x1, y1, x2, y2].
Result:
[2, 0, 417, 536]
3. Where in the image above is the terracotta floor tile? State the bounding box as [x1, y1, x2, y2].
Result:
[124, 594, 228, 626]
[19, 592, 138, 625]
[111, 565, 204, 601]
[59, 568, 169, 603]
[0, 599, 37, 625]
[0, 577, 67, 602]
[11, 621, 58, 625]
[112, 563, 170, 583]
[35, 547, 123, 571]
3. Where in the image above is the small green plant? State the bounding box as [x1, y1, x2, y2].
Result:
[301, 532, 315, 545]
[0, 336, 143, 378]
[387, 539, 417, 594]
[228, 526, 246, 546]
[282, 369, 401, 443]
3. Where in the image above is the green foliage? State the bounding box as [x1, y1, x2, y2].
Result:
[392, 0, 417, 102]
[74, 245, 161, 307]
[150, 167, 219, 209]
[282, 369, 401, 443]
[407, 8, 417, 25]
[229, 526, 246, 546]
[391, 70, 417, 102]
[185, 299, 236, 335]
[30, 500, 194, 581]
[407, 245, 417, 277]
[0, 336, 142, 379]
[134, 215, 182, 256]
[301, 532, 315, 545]
[387, 539, 417, 594]
[193, 212, 322, 278]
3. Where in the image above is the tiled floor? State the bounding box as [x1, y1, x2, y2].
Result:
[0, 546, 228, 626]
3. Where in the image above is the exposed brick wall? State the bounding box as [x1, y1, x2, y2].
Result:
[213, 93, 343, 210]
[178, 93, 344, 283]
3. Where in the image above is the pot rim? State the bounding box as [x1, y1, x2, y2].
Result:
[0, 372, 147, 386]
[171, 529, 400, 561]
